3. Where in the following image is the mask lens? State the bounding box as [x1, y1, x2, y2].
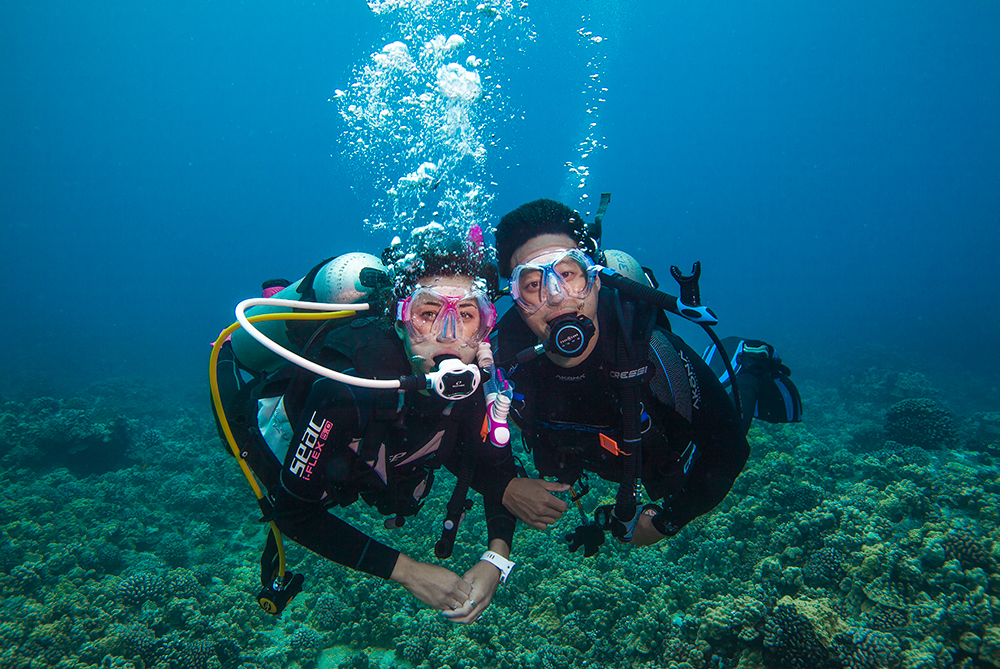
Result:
[401, 287, 495, 346]
[511, 250, 596, 313]
[553, 256, 589, 293]
[407, 291, 444, 337]
[514, 268, 545, 310]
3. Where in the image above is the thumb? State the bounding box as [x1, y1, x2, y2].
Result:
[541, 481, 571, 493]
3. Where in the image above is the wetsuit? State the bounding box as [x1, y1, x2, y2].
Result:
[216, 319, 517, 579]
[495, 291, 750, 536]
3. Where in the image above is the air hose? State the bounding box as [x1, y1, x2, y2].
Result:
[210, 308, 357, 613]
[212, 299, 492, 612]
[235, 297, 483, 399]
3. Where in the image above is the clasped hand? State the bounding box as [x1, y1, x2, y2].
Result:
[390, 546, 507, 624]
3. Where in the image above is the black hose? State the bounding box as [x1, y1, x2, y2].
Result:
[434, 451, 476, 559]
[598, 267, 742, 428]
[699, 324, 743, 428]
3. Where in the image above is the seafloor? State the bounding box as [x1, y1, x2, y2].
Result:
[1, 345, 999, 669]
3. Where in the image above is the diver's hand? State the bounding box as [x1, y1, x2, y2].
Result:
[502, 478, 569, 530]
[444, 540, 510, 624]
[389, 554, 472, 611]
[627, 511, 667, 547]
[565, 523, 605, 557]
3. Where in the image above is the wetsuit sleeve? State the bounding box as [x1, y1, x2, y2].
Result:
[651, 337, 750, 535]
[273, 378, 399, 579]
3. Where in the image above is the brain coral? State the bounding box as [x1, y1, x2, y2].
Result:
[884, 398, 956, 449]
[940, 527, 993, 570]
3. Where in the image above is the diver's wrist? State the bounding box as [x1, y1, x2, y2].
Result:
[480, 550, 515, 584]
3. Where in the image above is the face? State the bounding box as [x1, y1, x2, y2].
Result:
[397, 274, 496, 374]
[509, 234, 600, 367]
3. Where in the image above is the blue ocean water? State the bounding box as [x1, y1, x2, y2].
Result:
[2, 2, 1000, 668]
[3, 0, 997, 399]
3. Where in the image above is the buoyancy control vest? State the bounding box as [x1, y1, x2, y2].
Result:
[222, 317, 469, 520]
[498, 287, 700, 503]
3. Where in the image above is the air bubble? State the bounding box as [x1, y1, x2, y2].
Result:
[338, 1, 531, 234]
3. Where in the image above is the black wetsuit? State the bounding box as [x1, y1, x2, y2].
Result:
[216, 320, 517, 579]
[496, 290, 750, 536]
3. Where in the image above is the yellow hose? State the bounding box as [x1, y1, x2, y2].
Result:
[209, 309, 355, 585]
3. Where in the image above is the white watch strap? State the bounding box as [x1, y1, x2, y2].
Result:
[480, 550, 515, 584]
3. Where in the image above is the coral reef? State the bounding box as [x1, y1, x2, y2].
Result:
[884, 398, 957, 450]
[0, 397, 133, 474]
[2, 363, 999, 669]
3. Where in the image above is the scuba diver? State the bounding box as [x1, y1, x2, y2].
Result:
[494, 198, 802, 555]
[211, 224, 518, 622]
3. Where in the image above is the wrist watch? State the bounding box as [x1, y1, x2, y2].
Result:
[480, 551, 515, 584]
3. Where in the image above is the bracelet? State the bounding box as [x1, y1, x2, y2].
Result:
[480, 551, 515, 584]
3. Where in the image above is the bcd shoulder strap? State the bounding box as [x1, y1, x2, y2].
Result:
[647, 329, 694, 425]
[599, 288, 657, 526]
[320, 318, 409, 468]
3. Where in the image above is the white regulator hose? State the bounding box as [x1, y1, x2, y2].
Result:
[235, 297, 402, 389]
[235, 297, 482, 399]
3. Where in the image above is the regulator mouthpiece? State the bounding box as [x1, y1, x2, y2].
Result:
[429, 356, 482, 400]
[547, 314, 596, 358]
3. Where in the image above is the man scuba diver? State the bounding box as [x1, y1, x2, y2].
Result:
[495, 198, 801, 554]
[212, 224, 518, 622]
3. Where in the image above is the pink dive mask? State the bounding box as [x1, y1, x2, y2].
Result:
[397, 286, 497, 348]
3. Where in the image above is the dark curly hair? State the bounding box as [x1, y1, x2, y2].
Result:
[496, 199, 593, 277]
[387, 223, 499, 304]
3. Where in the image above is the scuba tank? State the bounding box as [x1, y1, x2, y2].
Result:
[602, 249, 653, 288]
[230, 253, 390, 373]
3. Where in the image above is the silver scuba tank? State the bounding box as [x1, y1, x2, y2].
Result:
[602, 249, 653, 287]
[230, 252, 389, 373]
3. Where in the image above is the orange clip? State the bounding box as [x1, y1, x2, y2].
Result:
[599, 433, 619, 455]
[599, 433, 630, 457]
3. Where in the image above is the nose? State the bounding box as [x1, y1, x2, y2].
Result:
[544, 268, 566, 306]
[436, 310, 458, 342]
